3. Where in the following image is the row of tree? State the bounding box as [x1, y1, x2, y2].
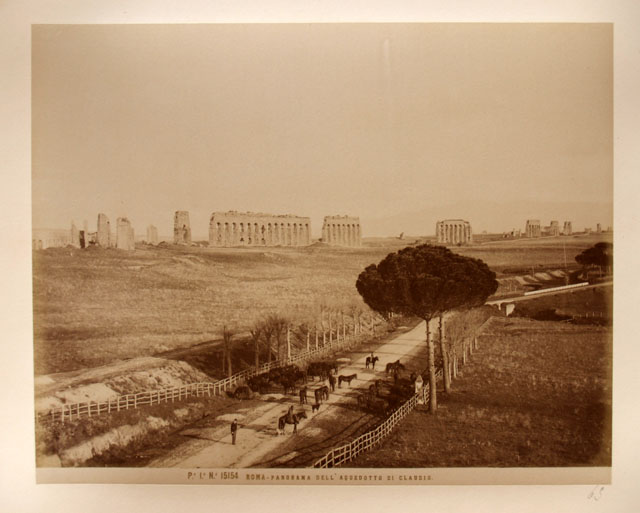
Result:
[219, 305, 385, 378]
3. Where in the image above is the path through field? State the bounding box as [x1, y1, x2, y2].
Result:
[148, 320, 434, 468]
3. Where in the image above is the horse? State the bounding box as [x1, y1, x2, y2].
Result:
[277, 410, 307, 435]
[328, 374, 336, 392]
[369, 379, 381, 396]
[385, 360, 405, 374]
[314, 388, 324, 404]
[365, 356, 379, 370]
[281, 378, 296, 395]
[320, 385, 330, 400]
[338, 374, 357, 387]
[311, 403, 321, 413]
[299, 386, 308, 404]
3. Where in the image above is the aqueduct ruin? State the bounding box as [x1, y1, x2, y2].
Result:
[436, 219, 472, 245]
[321, 216, 362, 247]
[525, 219, 542, 238]
[209, 211, 311, 247]
[174, 211, 192, 245]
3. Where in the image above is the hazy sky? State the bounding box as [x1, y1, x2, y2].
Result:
[32, 23, 613, 236]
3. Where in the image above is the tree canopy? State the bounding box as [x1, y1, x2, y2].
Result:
[575, 242, 613, 269]
[356, 244, 498, 321]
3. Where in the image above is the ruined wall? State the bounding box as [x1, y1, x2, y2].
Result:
[321, 216, 362, 247]
[525, 219, 541, 238]
[70, 222, 80, 248]
[563, 221, 572, 235]
[116, 217, 135, 251]
[146, 225, 158, 245]
[436, 219, 472, 245]
[548, 220, 560, 236]
[32, 229, 70, 249]
[209, 211, 311, 247]
[173, 211, 191, 245]
[97, 213, 111, 247]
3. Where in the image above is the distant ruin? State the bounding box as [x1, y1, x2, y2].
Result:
[525, 219, 541, 238]
[116, 217, 135, 250]
[173, 211, 191, 245]
[563, 221, 572, 235]
[436, 219, 472, 245]
[32, 229, 70, 249]
[544, 220, 560, 236]
[146, 225, 158, 245]
[97, 213, 111, 247]
[321, 216, 362, 247]
[71, 222, 80, 248]
[209, 211, 311, 247]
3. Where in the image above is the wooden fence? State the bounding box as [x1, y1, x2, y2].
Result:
[313, 369, 442, 468]
[311, 316, 496, 468]
[41, 317, 385, 423]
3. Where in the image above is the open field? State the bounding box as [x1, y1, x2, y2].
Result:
[32, 233, 611, 375]
[345, 316, 612, 467]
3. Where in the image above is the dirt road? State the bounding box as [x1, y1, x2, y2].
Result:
[148, 319, 434, 468]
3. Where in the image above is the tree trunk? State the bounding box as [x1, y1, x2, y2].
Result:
[227, 349, 232, 378]
[287, 327, 291, 360]
[306, 331, 310, 352]
[439, 315, 451, 393]
[267, 336, 272, 364]
[254, 337, 259, 370]
[329, 314, 333, 344]
[222, 349, 226, 375]
[315, 328, 319, 349]
[277, 335, 282, 361]
[452, 352, 458, 378]
[426, 318, 437, 414]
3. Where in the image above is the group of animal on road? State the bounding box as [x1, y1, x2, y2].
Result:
[273, 352, 410, 436]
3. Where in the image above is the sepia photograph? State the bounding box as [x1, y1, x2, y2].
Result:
[29, 22, 615, 484]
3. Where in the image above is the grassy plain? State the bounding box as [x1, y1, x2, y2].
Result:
[32, 234, 611, 375]
[346, 316, 612, 467]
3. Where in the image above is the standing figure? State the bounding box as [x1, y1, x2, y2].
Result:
[328, 373, 336, 392]
[231, 419, 238, 445]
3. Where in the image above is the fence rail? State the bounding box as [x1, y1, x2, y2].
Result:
[40, 318, 385, 423]
[311, 316, 496, 469]
[313, 369, 442, 468]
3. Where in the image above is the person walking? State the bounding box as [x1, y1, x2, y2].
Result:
[231, 419, 238, 445]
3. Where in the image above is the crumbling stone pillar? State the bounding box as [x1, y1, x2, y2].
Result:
[116, 217, 135, 250]
[146, 225, 158, 245]
[173, 211, 191, 245]
[97, 214, 111, 247]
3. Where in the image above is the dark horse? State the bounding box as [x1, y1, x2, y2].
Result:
[314, 387, 328, 405]
[365, 356, 379, 370]
[277, 410, 307, 435]
[320, 385, 330, 400]
[299, 386, 308, 404]
[338, 374, 357, 387]
[385, 360, 405, 374]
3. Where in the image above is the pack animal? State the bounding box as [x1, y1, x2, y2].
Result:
[365, 356, 379, 370]
[385, 360, 405, 374]
[338, 374, 357, 387]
